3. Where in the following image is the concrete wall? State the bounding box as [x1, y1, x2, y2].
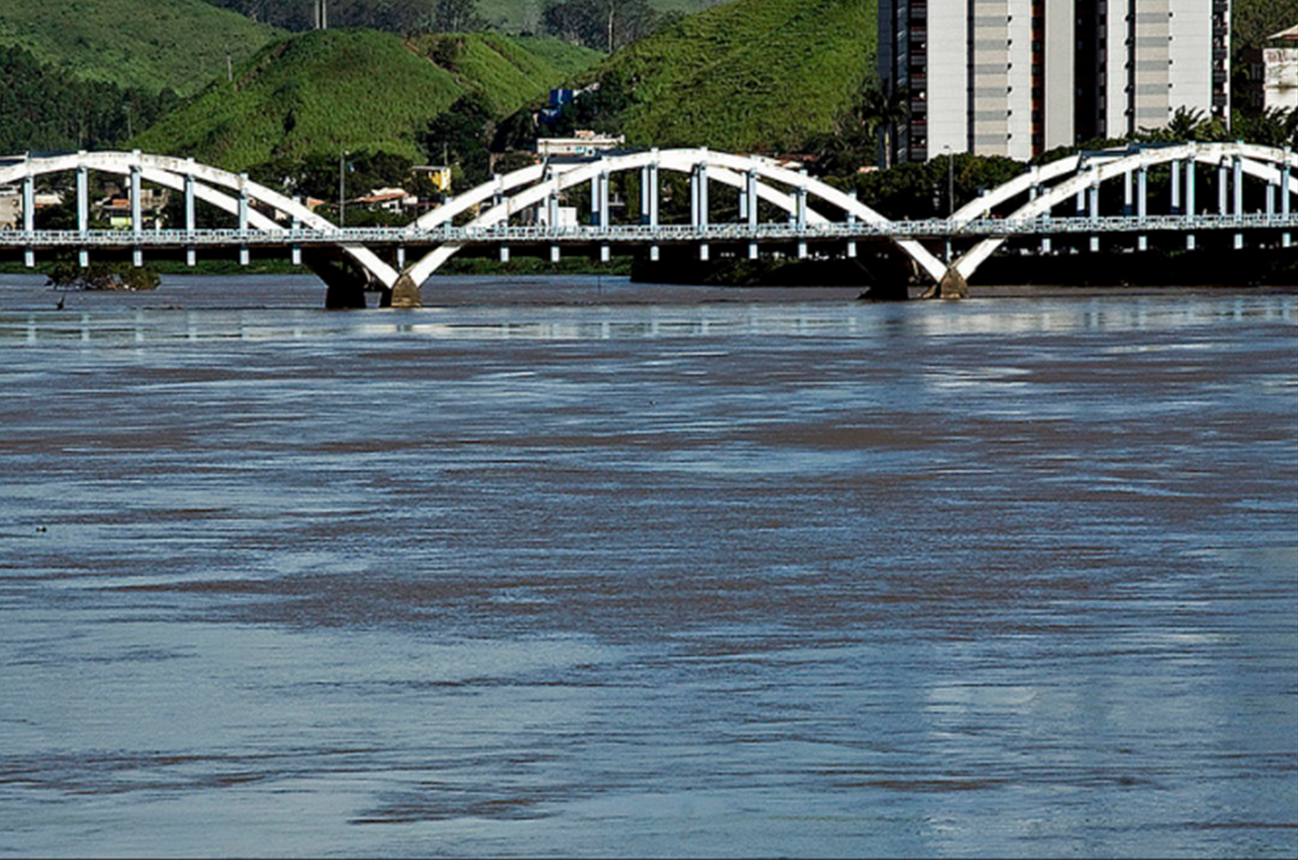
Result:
[927, 0, 970, 157]
[1132, 0, 1171, 130]
[1044, 0, 1076, 149]
[1264, 47, 1298, 111]
[1168, 0, 1214, 119]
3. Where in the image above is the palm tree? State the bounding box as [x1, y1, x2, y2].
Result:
[1164, 106, 1208, 141]
[859, 84, 910, 169]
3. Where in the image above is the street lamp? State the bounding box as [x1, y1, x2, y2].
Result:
[943, 145, 954, 262]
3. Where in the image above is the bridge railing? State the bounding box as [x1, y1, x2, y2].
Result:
[5, 213, 1298, 249]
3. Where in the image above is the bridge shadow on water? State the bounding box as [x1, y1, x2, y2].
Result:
[632, 244, 1298, 294]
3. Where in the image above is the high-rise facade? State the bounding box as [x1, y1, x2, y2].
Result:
[878, 0, 1231, 163]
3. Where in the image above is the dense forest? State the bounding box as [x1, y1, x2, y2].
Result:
[0, 47, 181, 154]
[196, 0, 725, 50]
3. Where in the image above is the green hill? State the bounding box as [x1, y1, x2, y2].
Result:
[0, 0, 282, 97]
[565, 0, 877, 153]
[131, 28, 603, 170]
[408, 31, 604, 115]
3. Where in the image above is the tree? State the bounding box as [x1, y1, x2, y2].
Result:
[417, 94, 496, 188]
[859, 84, 909, 170]
[542, 0, 661, 53]
[430, 0, 487, 32]
[47, 260, 160, 291]
[1231, 106, 1298, 149]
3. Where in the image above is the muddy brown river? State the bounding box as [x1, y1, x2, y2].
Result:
[1, 274, 1295, 857]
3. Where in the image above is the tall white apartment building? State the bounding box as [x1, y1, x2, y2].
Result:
[879, 0, 1231, 163]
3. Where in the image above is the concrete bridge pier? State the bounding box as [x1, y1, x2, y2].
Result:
[918, 265, 969, 300]
[304, 248, 376, 309]
[390, 273, 422, 308]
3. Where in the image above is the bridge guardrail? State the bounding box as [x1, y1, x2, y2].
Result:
[3, 213, 1298, 248]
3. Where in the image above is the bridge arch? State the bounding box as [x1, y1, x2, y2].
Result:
[0, 150, 400, 287]
[399, 148, 949, 287]
[949, 142, 1298, 282]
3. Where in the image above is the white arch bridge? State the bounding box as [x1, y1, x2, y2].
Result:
[2, 142, 1295, 305]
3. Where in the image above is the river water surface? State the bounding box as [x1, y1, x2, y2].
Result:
[0, 274, 1295, 858]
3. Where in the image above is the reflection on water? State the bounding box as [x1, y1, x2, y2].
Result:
[0, 274, 1295, 858]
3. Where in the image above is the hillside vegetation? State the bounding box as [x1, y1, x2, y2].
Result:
[407, 31, 603, 115]
[566, 0, 877, 153]
[0, 46, 180, 154]
[0, 0, 282, 97]
[131, 29, 602, 171]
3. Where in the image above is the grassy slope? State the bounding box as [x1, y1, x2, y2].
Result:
[407, 32, 604, 115]
[0, 0, 282, 96]
[476, 0, 736, 32]
[581, 0, 876, 152]
[131, 29, 602, 170]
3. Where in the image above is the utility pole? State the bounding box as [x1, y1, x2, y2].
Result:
[339, 150, 348, 227]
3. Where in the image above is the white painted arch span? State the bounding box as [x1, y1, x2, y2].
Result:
[948, 142, 1298, 281]
[6, 144, 1296, 292]
[0, 150, 401, 287]
[398, 148, 949, 286]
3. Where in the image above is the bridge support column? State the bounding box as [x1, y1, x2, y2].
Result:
[1171, 160, 1181, 214]
[500, 245, 509, 263]
[590, 172, 604, 227]
[77, 159, 89, 268]
[1218, 161, 1228, 216]
[641, 156, 659, 228]
[692, 160, 709, 230]
[237, 174, 251, 266]
[795, 183, 808, 258]
[23, 174, 34, 268]
[390, 274, 422, 309]
[1029, 182, 1050, 253]
[186, 167, 197, 267]
[699, 243, 709, 261]
[551, 245, 561, 263]
[1233, 155, 1244, 249]
[1088, 181, 1100, 253]
[290, 196, 302, 267]
[1283, 158, 1292, 247]
[1185, 161, 1197, 250]
[307, 249, 370, 310]
[920, 266, 968, 300]
[1137, 166, 1148, 251]
[846, 191, 858, 258]
[650, 245, 660, 262]
[131, 157, 143, 267]
[600, 244, 610, 263]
